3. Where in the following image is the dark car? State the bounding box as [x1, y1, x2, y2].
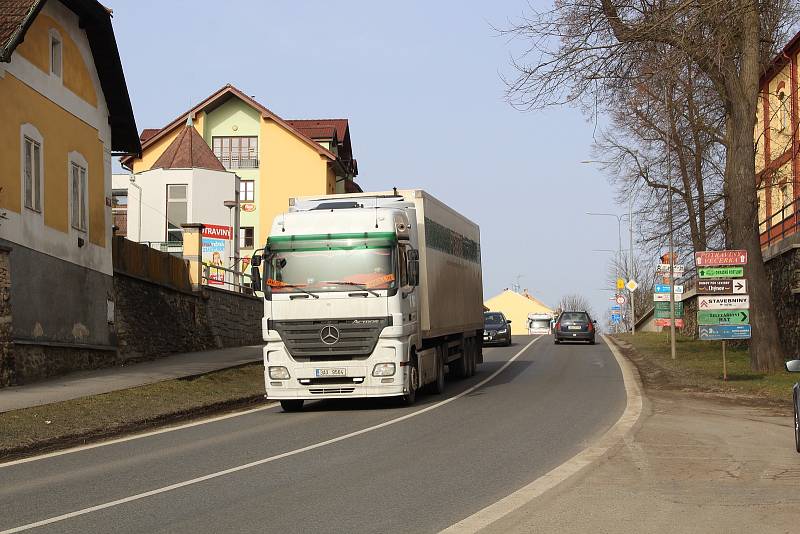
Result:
[484, 311, 512, 346]
[786, 359, 800, 453]
[554, 311, 596, 344]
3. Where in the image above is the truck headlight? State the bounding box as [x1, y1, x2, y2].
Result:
[269, 366, 291, 380]
[372, 363, 396, 377]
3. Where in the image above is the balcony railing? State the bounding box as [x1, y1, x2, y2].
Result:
[216, 154, 259, 169]
[759, 197, 799, 248]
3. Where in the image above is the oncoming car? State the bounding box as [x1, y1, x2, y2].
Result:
[484, 311, 512, 346]
[554, 311, 596, 344]
[786, 359, 800, 453]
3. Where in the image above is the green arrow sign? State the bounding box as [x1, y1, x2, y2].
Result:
[698, 266, 744, 278]
[655, 301, 684, 313]
[655, 309, 684, 319]
[697, 309, 749, 325]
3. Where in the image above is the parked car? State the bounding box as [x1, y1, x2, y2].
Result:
[554, 311, 596, 344]
[787, 359, 800, 453]
[484, 311, 512, 346]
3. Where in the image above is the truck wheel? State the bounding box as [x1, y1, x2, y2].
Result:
[432, 349, 446, 394]
[280, 400, 304, 412]
[401, 356, 419, 406]
[467, 338, 477, 377]
[451, 348, 468, 379]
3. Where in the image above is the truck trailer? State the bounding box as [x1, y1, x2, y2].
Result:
[249, 189, 484, 411]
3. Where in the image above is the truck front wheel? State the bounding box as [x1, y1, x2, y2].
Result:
[280, 400, 304, 412]
[401, 356, 419, 406]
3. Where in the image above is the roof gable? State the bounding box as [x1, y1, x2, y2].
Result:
[151, 121, 225, 172]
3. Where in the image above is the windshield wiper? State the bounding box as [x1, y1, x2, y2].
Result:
[272, 282, 319, 299]
[323, 281, 381, 297]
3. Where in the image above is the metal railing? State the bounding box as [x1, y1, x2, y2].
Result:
[758, 197, 799, 248]
[142, 241, 184, 256]
[217, 154, 259, 169]
[202, 264, 255, 295]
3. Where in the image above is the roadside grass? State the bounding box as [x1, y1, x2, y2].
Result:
[0, 363, 266, 458]
[615, 332, 797, 404]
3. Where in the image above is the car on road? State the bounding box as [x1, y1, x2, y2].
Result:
[484, 311, 512, 346]
[554, 311, 596, 344]
[786, 359, 800, 453]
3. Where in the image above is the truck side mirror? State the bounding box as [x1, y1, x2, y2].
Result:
[251, 265, 262, 292]
[407, 249, 420, 286]
[786, 359, 800, 372]
[250, 254, 262, 267]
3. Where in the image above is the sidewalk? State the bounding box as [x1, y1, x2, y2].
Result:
[0, 346, 263, 413]
[484, 387, 798, 533]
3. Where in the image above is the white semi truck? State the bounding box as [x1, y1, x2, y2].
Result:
[249, 189, 484, 411]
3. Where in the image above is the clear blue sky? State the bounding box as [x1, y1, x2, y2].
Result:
[111, 0, 624, 317]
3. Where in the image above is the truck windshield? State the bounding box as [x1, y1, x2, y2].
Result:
[266, 234, 397, 294]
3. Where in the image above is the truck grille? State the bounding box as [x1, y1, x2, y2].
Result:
[309, 387, 356, 395]
[272, 317, 390, 362]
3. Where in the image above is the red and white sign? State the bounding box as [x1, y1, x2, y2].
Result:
[655, 318, 685, 328]
[615, 295, 626, 305]
[695, 250, 747, 266]
[202, 224, 232, 240]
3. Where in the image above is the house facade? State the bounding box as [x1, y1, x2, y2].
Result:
[0, 0, 139, 384]
[121, 85, 360, 267]
[484, 290, 554, 336]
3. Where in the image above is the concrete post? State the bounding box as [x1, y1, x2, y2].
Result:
[181, 223, 205, 292]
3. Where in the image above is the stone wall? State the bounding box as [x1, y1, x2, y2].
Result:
[0, 246, 13, 387]
[764, 245, 800, 356]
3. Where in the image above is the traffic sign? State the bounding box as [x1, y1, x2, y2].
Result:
[695, 250, 747, 266]
[616, 278, 625, 290]
[655, 318, 685, 328]
[611, 305, 621, 311]
[655, 301, 683, 312]
[698, 295, 750, 310]
[697, 309, 749, 325]
[655, 308, 684, 319]
[626, 279, 638, 292]
[657, 264, 685, 275]
[611, 314, 621, 324]
[698, 266, 744, 278]
[654, 284, 684, 294]
[699, 324, 752, 340]
[654, 293, 683, 302]
[615, 294, 626, 305]
[697, 279, 746, 294]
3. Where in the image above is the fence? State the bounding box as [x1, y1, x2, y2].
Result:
[759, 197, 799, 248]
[113, 236, 192, 292]
[203, 264, 255, 295]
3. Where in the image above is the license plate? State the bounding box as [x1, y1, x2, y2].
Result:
[568, 326, 582, 330]
[315, 368, 346, 377]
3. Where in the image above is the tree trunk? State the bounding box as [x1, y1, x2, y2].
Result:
[726, 103, 784, 371]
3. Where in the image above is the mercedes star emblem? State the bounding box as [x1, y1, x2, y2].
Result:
[320, 325, 340, 345]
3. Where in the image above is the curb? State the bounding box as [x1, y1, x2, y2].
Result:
[0, 394, 269, 463]
[440, 334, 645, 533]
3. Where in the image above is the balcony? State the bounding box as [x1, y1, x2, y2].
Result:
[217, 154, 259, 169]
[759, 197, 798, 249]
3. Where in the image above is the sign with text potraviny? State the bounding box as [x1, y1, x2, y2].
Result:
[698, 266, 744, 279]
[697, 309, 749, 325]
[698, 295, 750, 310]
[697, 279, 747, 294]
[695, 249, 747, 266]
[699, 324, 752, 340]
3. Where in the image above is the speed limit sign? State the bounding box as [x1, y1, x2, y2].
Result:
[615, 295, 626, 305]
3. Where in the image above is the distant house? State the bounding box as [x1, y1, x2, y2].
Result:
[0, 0, 140, 385]
[119, 84, 361, 268]
[484, 290, 554, 335]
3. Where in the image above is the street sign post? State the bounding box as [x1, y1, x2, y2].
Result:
[655, 301, 684, 312]
[697, 279, 747, 294]
[698, 295, 750, 310]
[698, 266, 744, 278]
[695, 250, 747, 266]
[654, 284, 684, 294]
[655, 308, 684, 319]
[698, 325, 752, 340]
[626, 279, 638, 292]
[654, 293, 683, 302]
[697, 309, 749, 325]
[655, 318, 685, 328]
[657, 264, 685, 275]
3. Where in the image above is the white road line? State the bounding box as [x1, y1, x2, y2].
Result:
[0, 402, 280, 468]
[439, 335, 644, 533]
[0, 337, 542, 534]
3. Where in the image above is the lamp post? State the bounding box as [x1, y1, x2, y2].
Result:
[223, 200, 238, 290]
[588, 212, 625, 333]
[128, 175, 142, 242]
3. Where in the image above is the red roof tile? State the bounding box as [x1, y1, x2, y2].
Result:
[139, 128, 161, 142]
[286, 119, 349, 141]
[151, 123, 225, 172]
[0, 0, 37, 55]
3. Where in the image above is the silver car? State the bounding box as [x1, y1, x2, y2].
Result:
[787, 359, 800, 453]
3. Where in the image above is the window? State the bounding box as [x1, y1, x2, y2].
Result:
[240, 226, 254, 249]
[23, 136, 42, 212]
[166, 184, 188, 242]
[70, 162, 87, 231]
[50, 32, 62, 78]
[239, 180, 255, 202]
[779, 91, 788, 131]
[212, 137, 258, 169]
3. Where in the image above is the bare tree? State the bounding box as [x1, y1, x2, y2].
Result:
[502, 0, 798, 371]
[558, 293, 595, 317]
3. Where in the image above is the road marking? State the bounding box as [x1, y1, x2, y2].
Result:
[440, 335, 643, 533]
[0, 337, 542, 534]
[0, 402, 279, 469]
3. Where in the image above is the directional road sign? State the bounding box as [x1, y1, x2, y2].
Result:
[655, 308, 684, 319]
[654, 284, 684, 294]
[654, 293, 683, 302]
[611, 304, 621, 311]
[697, 309, 749, 325]
[695, 250, 747, 266]
[699, 324, 752, 340]
[657, 264, 685, 275]
[655, 301, 684, 312]
[698, 295, 750, 310]
[655, 318, 685, 328]
[698, 266, 744, 279]
[626, 279, 639, 292]
[697, 279, 747, 294]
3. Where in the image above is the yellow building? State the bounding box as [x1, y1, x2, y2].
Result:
[484, 290, 554, 335]
[755, 30, 799, 248]
[0, 0, 140, 385]
[120, 85, 360, 267]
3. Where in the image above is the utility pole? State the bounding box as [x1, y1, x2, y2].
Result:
[665, 83, 677, 360]
[629, 193, 636, 335]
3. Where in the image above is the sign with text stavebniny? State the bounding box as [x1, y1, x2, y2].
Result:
[695, 250, 747, 266]
[698, 295, 750, 310]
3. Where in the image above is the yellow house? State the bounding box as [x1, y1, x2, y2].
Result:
[120, 85, 360, 266]
[0, 0, 140, 385]
[484, 290, 554, 335]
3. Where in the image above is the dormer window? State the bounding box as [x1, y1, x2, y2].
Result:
[50, 31, 62, 78]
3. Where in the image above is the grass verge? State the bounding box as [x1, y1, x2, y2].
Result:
[0, 363, 267, 461]
[613, 332, 796, 407]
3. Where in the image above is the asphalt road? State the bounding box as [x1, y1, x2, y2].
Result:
[0, 335, 626, 534]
